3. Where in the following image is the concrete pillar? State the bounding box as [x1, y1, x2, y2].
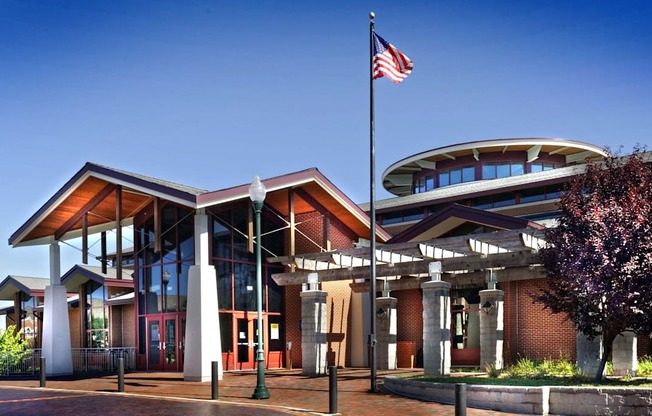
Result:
[184, 210, 222, 382]
[576, 332, 604, 378]
[300, 289, 328, 376]
[479, 289, 504, 371]
[612, 332, 637, 376]
[421, 280, 451, 376]
[376, 297, 397, 370]
[43, 242, 73, 376]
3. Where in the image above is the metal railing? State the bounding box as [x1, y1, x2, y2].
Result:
[0, 348, 136, 376]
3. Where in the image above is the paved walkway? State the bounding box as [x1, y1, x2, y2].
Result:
[0, 369, 529, 415]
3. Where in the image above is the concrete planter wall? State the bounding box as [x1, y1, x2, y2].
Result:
[383, 377, 652, 416]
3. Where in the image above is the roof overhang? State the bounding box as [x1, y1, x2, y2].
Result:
[9, 163, 204, 248]
[60, 264, 133, 292]
[0, 276, 49, 301]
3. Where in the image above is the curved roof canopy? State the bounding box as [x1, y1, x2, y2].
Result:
[382, 138, 607, 196]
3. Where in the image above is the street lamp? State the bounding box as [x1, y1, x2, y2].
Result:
[248, 176, 270, 400]
[162, 269, 171, 312]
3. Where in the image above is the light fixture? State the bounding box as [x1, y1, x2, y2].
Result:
[482, 300, 495, 314]
[162, 269, 171, 285]
[249, 176, 270, 400]
[376, 307, 387, 320]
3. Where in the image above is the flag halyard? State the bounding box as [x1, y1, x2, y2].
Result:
[372, 33, 413, 84]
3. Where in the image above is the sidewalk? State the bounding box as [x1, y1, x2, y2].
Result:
[0, 368, 529, 415]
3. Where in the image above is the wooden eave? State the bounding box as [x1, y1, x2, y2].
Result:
[9, 163, 201, 247]
[197, 168, 391, 242]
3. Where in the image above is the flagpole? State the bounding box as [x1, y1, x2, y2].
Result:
[368, 11, 378, 394]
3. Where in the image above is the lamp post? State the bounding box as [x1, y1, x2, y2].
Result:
[249, 176, 270, 400]
[162, 269, 171, 312]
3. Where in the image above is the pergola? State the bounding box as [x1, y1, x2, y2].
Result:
[271, 227, 547, 290]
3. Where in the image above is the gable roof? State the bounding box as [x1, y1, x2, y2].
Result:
[60, 264, 133, 292]
[389, 204, 544, 243]
[0, 275, 49, 301]
[10, 164, 388, 248]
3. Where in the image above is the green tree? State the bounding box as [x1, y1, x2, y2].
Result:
[535, 149, 652, 382]
[0, 325, 29, 374]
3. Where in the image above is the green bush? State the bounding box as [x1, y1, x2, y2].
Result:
[504, 357, 543, 378]
[0, 325, 29, 374]
[638, 356, 652, 377]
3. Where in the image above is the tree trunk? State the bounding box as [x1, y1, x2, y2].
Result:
[595, 330, 617, 383]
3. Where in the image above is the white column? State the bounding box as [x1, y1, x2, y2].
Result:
[479, 289, 504, 371]
[612, 332, 637, 376]
[42, 241, 73, 376]
[183, 210, 222, 382]
[300, 289, 328, 376]
[376, 297, 397, 370]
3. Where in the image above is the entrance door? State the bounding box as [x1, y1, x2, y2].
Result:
[236, 316, 265, 370]
[147, 314, 184, 371]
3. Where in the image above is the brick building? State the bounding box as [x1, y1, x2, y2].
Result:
[4, 137, 649, 379]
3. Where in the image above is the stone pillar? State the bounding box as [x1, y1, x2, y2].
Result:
[479, 289, 504, 371]
[184, 210, 222, 382]
[376, 297, 397, 370]
[300, 289, 328, 376]
[421, 280, 451, 376]
[576, 332, 604, 378]
[612, 332, 637, 376]
[43, 242, 73, 376]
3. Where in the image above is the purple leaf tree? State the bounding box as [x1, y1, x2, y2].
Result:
[535, 148, 652, 382]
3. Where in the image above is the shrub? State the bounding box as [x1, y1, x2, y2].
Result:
[0, 325, 29, 374]
[638, 356, 652, 377]
[485, 363, 501, 378]
[504, 358, 543, 378]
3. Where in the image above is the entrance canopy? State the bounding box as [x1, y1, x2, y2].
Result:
[271, 228, 547, 291]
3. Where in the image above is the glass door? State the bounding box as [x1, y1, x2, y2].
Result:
[236, 316, 266, 370]
[147, 314, 184, 371]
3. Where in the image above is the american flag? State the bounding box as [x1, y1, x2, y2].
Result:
[372, 33, 413, 84]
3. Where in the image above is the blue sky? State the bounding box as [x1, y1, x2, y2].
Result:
[1, 0, 651, 283]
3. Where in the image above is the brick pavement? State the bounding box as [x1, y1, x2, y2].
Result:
[0, 369, 530, 416]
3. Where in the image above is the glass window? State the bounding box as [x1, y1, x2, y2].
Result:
[268, 315, 284, 352]
[147, 267, 162, 314]
[212, 217, 231, 259]
[234, 263, 257, 311]
[178, 208, 194, 263]
[216, 261, 233, 310]
[178, 262, 190, 312]
[482, 164, 496, 179]
[450, 168, 462, 184]
[139, 317, 146, 354]
[219, 313, 233, 353]
[161, 265, 177, 312]
[267, 267, 283, 313]
[161, 205, 178, 263]
[497, 162, 511, 178]
[530, 163, 543, 173]
[493, 192, 516, 207]
[232, 207, 253, 262]
[521, 188, 546, 203]
[425, 176, 434, 191]
[462, 166, 475, 182]
[512, 162, 524, 176]
[439, 171, 450, 187]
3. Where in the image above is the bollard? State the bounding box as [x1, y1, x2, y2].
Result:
[39, 357, 46, 388]
[118, 357, 125, 392]
[329, 366, 338, 414]
[455, 383, 467, 416]
[211, 361, 219, 400]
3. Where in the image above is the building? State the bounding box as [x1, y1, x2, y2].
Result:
[5, 138, 649, 379]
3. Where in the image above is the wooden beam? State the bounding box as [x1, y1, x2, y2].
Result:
[289, 189, 295, 271]
[273, 251, 540, 286]
[349, 266, 546, 292]
[82, 213, 88, 264]
[54, 183, 116, 240]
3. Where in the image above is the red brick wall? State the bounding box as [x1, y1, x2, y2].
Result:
[395, 289, 424, 367]
[284, 210, 357, 369]
[110, 304, 136, 347]
[502, 279, 576, 364]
